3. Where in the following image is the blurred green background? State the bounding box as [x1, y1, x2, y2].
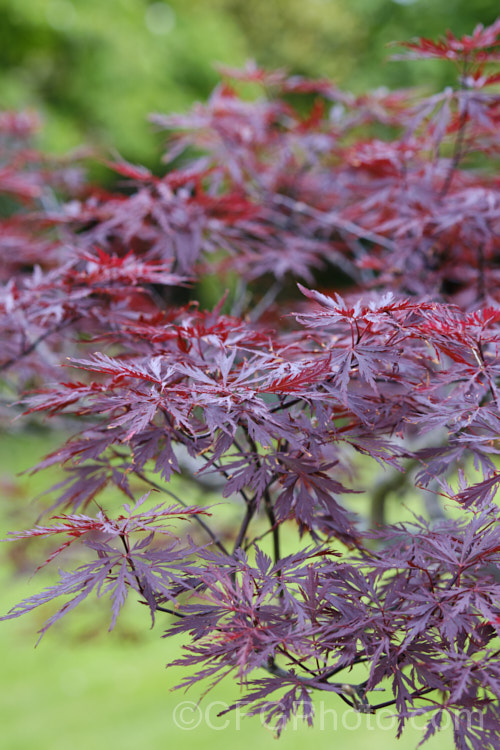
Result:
[2, 1, 499, 747]
[1, 0, 499, 166]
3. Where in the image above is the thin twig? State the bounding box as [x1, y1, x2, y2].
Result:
[133, 468, 229, 555]
[0, 317, 78, 373]
[232, 495, 257, 552]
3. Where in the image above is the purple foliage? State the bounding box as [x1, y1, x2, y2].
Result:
[2, 20, 500, 748]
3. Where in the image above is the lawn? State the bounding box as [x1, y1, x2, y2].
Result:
[0, 431, 452, 750]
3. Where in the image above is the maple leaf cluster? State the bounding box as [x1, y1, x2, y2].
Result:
[2, 19, 500, 749]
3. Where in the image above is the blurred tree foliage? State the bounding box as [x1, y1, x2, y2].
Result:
[212, 0, 500, 89]
[0, 0, 498, 166]
[0, 0, 247, 165]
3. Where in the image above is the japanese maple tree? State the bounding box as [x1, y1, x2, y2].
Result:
[2, 19, 500, 749]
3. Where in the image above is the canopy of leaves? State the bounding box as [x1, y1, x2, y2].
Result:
[2, 18, 500, 749]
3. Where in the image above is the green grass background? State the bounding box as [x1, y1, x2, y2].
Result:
[0, 431, 453, 749]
